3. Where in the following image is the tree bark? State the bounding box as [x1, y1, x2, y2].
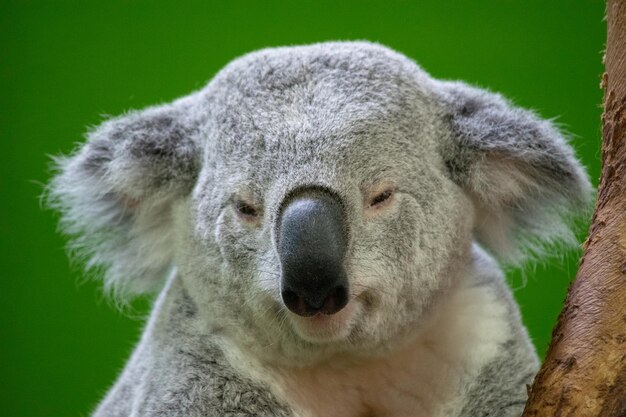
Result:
[522, 1, 626, 416]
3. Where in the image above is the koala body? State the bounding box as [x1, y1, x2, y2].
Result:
[50, 42, 591, 417]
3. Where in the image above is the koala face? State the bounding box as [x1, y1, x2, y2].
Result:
[49, 42, 590, 365]
[175, 45, 475, 361]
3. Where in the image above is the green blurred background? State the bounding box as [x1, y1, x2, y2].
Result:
[1, 1, 605, 416]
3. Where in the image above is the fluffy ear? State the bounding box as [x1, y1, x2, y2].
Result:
[48, 94, 202, 300]
[435, 81, 592, 262]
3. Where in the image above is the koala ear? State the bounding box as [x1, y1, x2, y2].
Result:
[48, 95, 202, 300]
[435, 81, 592, 262]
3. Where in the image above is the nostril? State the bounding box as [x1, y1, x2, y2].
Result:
[282, 289, 317, 317]
[281, 285, 349, 317]
[321, 285, 349, 315]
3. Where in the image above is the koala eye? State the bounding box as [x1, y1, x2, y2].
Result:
[234, 199, 259, 220]
[368, 189, 394, 208]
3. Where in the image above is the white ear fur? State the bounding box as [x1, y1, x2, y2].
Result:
[48, 95, 202, 301]
[436, 81, 592, 262]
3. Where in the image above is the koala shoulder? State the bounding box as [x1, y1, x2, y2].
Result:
[93, 279, 293, 417]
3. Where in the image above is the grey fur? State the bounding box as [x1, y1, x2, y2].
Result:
[456, 248, 539, 417]
[49, 42, 591, 416]
[93, 276, 293, 417]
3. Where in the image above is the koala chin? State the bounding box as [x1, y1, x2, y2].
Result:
[49, 41, 591, 417]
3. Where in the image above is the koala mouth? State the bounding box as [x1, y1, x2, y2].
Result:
[287, 295, 362, 342]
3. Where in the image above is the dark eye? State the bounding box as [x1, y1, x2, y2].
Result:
[369, 189, 393, 207]
[234, 199, 259, 219]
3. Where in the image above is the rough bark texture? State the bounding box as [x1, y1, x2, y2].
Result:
[522, 1, 626, 416]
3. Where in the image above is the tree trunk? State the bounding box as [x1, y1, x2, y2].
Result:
[522, 1, 626, 416]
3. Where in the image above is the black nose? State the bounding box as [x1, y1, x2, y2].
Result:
[277, 191, 349, 317]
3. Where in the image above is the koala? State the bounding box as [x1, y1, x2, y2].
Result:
[49, 42, 591, 417]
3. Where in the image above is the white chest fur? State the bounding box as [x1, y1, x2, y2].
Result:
[264, 281, 510, 417]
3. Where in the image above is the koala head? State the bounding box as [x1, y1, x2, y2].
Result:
[50, 42, 590, 364]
